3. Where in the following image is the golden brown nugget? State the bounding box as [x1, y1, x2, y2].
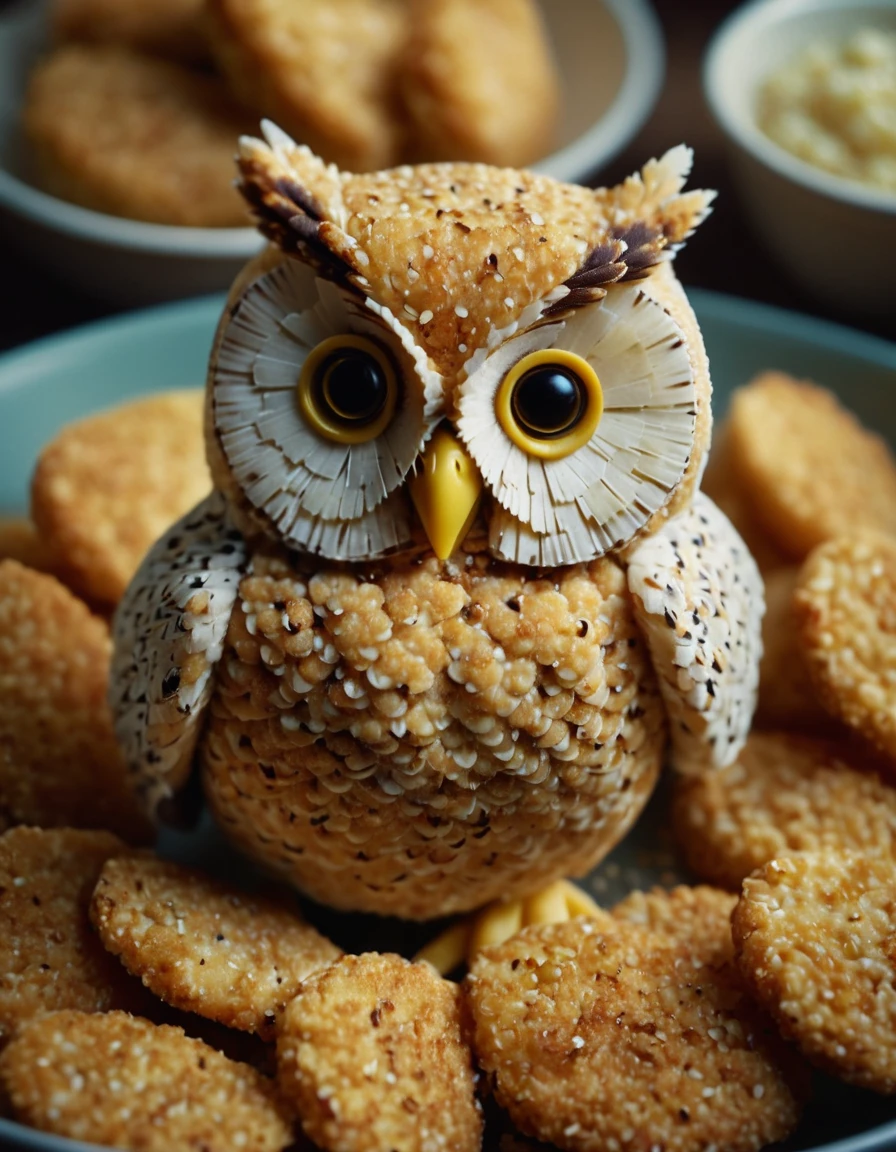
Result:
[699, 422, 789, 575]
[0, 1010, 294, 1150]
[794, 532, 896, 762]
[0, 517, 55, 574]
[24, 46, 252, 226]
[31, 390, 211, 607]
[0, 561, 152, 840]
[277, 953, 482, 1152]
[51, 0, 207, 62]
[672, 731, 896, 890]
[0, 828, 143, 1047]
[464, 918, 806, 1152]
[611, 884, 738, 966]
[726, 372, 896, 560]
[733, 851, 896, 1094]
[206, 0, 406, 172]
[400, 0, 559, 167]
[756, 566, 829, 729]
[90, 856, 341, 1039]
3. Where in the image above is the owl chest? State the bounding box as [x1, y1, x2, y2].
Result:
[201, 548, 667, 795]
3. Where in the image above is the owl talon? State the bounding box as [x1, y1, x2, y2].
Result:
[415, 880, 604, 976]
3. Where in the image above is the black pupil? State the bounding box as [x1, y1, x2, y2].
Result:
[320, 350, 388, 423]
[512, 365, 586, 438]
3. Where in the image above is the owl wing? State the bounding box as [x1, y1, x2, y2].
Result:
[109, 492, 248, 823]
[626, 492, 764, 773]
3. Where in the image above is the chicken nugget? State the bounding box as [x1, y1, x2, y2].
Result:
[611, 884, 738, 966]
[51, 0, 207, 62]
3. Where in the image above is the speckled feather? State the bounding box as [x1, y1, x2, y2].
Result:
[109, 493, 248, 818]
[626, 492, 764, 773]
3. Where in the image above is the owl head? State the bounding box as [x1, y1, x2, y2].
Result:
[206, 122, 715, 567]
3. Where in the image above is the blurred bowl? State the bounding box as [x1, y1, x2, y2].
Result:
[0, 0, 664, 307]
[704, 0, 896, 317]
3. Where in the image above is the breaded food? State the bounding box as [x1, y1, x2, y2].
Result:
[206, 0, 406, 172]
[0, 1010, 294, 1150]
[611, 884, 737, 966]
[0, 561, 152, 841]
[0, 517, 55, 574]
[756, 566, 829, 729]
[726, 372, 896, 559]
[794, 531, 896, 762]
[672, 731, 896, 890]
[90, 855, 341, 1039]
[464, 918, 806, 1152]
[699, 423, 789, 574]
[277, 952, 482, 1152]
[31, 390, 210, 607]
[51, 0, 207, 62]
[0, 828, 141, 1047]
[399, 0, 559, 167]
[733, 850, 896, 1094]
[23, 46, 252, 226]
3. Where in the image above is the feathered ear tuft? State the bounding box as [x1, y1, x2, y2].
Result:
[597, 144, 716, 259]
[236, 123, 370, 288]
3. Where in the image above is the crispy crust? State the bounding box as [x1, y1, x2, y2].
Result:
[90, 855, 341, 1039]
[611, 884, 738, 966]
[794, 531, 896, 763]
[464, 917, 807, 1152]
[0, 1010, 294, 1150]
[756, 566, 830, 730]
[51, 0, 208, 61]
[31, 389, 211, 606]
[727, 372, 896, 560]
[0, 560, 152, 840]
[733, 850, 896, 1093]
[399, 0, 558, 167]
[276, 952, 482, 1152]
[206, 0, 406, 172]
[0, 518, 56, 575]
[671, 730, 896, 890]
[0, 828, 143, 1047]
[24, 46, 252, 226]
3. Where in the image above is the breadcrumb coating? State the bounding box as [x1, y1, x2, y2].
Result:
[671, 731, 896, 889]
[0, 1010, 294, 1150]
[794, 531, 896, 762]
[90, 855, 340, 1039]
[0, 517, 55, 574]
[733, 850, 896, 1093]
[611, 884, 738, 966]
[727, 372, 896, 559]
[24, 47, 253, 226]
[464, 917, 807, 1152]
[277, 952, 482, 1152]
[0, 560, 151, 840]
[202, 548, 666, 918]
[0, 828, 142, 1047]
[756, 566, 829, 730]
[31, 390, 211, 606]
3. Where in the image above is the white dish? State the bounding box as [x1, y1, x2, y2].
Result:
[704, 0, 896, 317]
[0, 0, 663, 307]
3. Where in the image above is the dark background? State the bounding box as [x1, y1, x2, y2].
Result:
[0, 0, 892, 353]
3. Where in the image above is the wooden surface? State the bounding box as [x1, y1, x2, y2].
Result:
[0, 0, 891, 353]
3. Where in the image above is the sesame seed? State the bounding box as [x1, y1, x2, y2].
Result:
[419, 310, 434, 325]
[423, 244, 434, 259]
[454, 305, 468, 318]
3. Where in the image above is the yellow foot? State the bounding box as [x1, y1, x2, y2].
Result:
[415, 879, 605, 976]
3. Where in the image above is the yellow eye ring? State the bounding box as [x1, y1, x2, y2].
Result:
[495, 349, 603, 460]
[297, 334, 399, 445]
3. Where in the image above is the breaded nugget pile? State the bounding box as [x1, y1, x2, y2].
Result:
[23, 0, 560, 226]
[5, 371, 896, 1150]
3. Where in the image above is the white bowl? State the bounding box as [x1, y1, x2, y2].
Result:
[0, 0, 663, 307]
[704, 0, 896, 317]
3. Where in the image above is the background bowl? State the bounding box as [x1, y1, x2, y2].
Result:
[704, 0, 896, 317]
[0, 0, 664, 307]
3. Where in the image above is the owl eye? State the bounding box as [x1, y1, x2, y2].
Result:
[298, 334, 399, 444]
[496, 349, 603, 460]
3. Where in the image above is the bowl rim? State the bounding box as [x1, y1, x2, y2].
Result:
[703, 0, 896, 217]
[0, 0, 664, 256]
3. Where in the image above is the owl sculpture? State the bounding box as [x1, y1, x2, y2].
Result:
[110, 123, 763, 921]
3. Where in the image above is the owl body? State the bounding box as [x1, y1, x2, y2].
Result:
[111, 126, 764, 919]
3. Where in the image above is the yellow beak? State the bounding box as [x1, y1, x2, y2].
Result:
[408, 427, 483, 560]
